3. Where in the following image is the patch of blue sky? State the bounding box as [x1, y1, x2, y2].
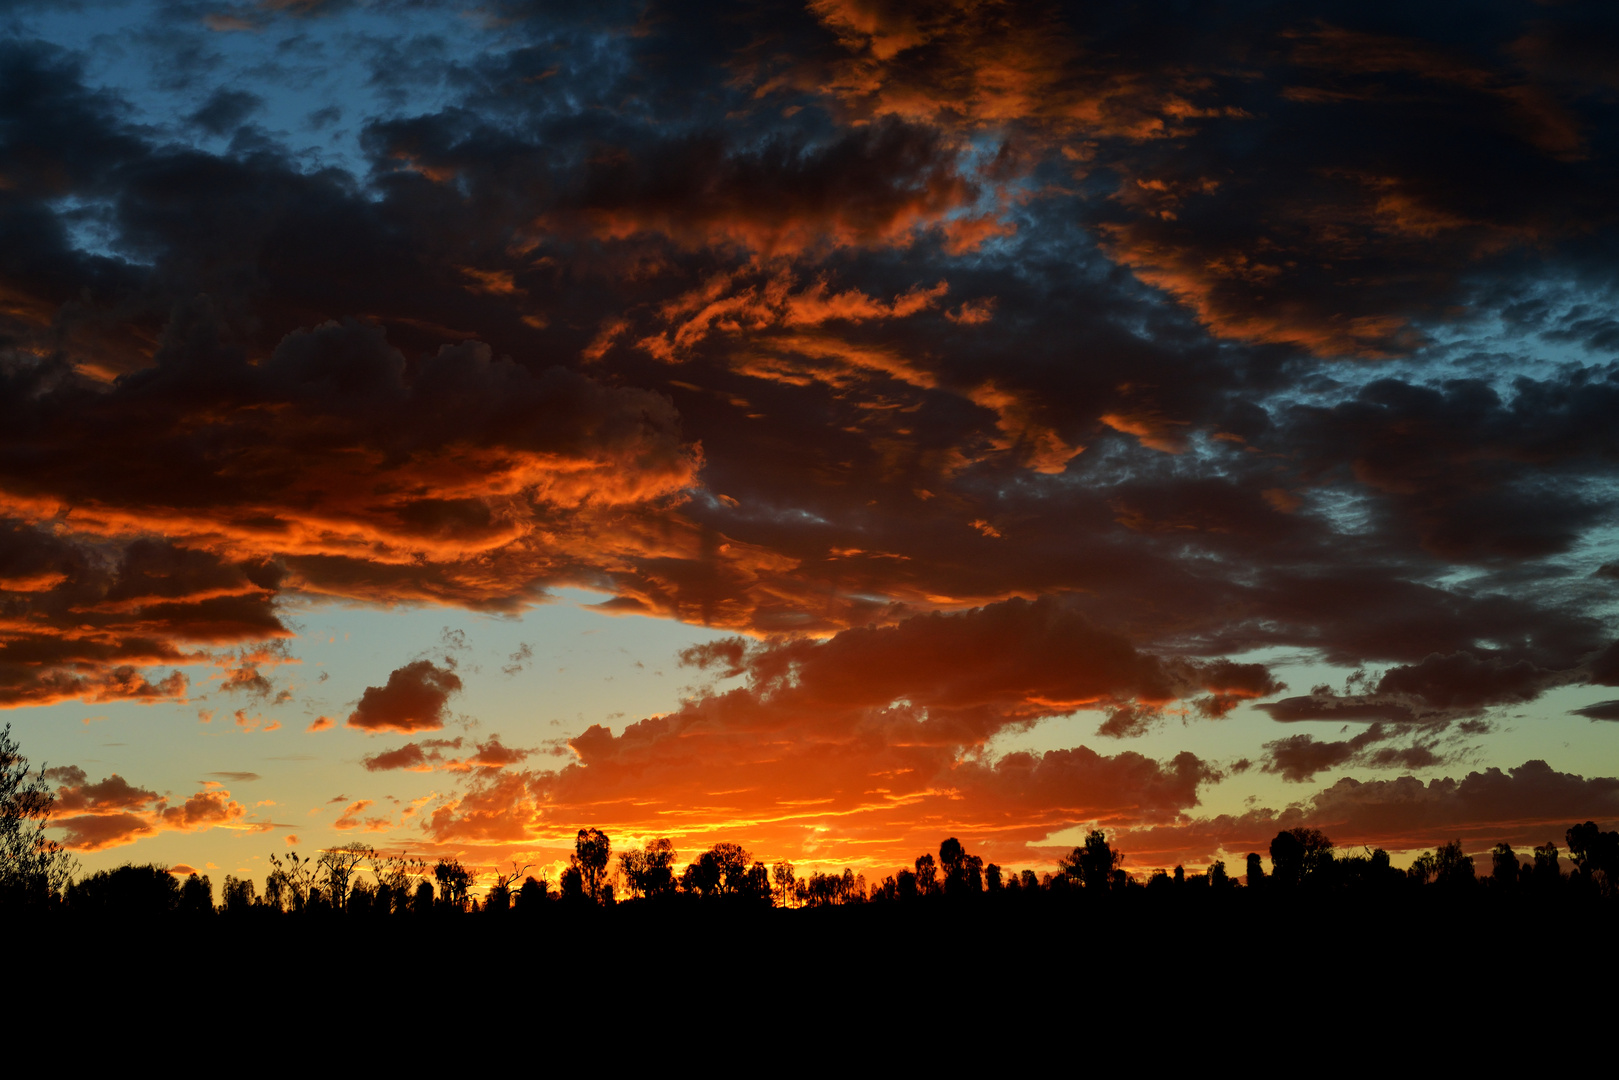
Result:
[13, 584, 745, 874]
[49, 193, 127, 262]
[12, 1, 515, 181]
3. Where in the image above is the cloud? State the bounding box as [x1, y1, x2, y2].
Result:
[418, 598, 1243, 865]
[346, 659, 463, 733]
[334, 799, 391, 831]
[1112, 759, 1619, 866]
[47, 770, 248, 852]
[360, 735, 528, 772]
[4, 3, 1619, 873]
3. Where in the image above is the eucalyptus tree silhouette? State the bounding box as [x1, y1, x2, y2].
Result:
[938, 837, 984, 895]
[1432, 841, 1475, 887]
[0, 723, 75, 907]
[487, 861, 532, 912]
[435, 857, 472, 910]
[773, 860, 796, 907]
[620, 838, 678, 900]
[319, 842, 373, 910]
[1565, 821, 1619, 896]
[1060, 830, 1123, 891]
[179, 872, 214, 916]
[571, 828, 611, 903]
[913, 853, 938, 897]
[266, 850, 318, 912]
[1269, 828, 1333, 886]
[1491, 843, 1520, 889]
[1532, 841, 1561, 888]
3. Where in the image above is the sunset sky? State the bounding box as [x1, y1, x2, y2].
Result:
[4, 0, 1618, 889]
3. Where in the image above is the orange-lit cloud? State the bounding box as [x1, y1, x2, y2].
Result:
[46, 766, 252, 852]
[416, 597, 1278, 868]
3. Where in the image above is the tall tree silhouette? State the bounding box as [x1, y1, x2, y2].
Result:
[1565, 821, 1619, 896]
[1532, 841, 1561, 888]
[1490, 843, 1519, 889]
[1270, 828, 1333, 886]
[620, 838, 677, 900]
[0, 724, 75, 907]
[571, 829, 611, 903]
[773, 860, 796, 908]
[319, 842, 373, 910]
[1061, 830, 1122, 891]
[1432, 841, 1475, 888]
[266, 850, 318, 912]
[434, 857, 472, 911]
[914, 853, 938, 897]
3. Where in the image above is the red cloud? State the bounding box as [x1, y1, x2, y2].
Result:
[418, 598, 1254, 869]
[346, 660, 463, 733]
[46, 769, 248, 852]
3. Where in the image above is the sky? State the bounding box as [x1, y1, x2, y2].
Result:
[3, 0, 1618, 889]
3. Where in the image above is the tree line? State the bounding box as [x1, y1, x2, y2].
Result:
[5, 725, 1618, 916]
[10, 821, 1619, 919]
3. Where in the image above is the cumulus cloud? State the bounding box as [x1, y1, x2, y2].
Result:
[47, 769, 250, 852]
[346, 660, 463, 733]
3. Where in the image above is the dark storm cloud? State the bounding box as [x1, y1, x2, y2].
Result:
[187, 87, 264, 135]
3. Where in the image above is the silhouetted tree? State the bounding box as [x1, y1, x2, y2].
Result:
[487, 861, 531, 913]
[1019, 869, 1039, 892]
[938, 838, 984, 896]
[221, 874, 256, 913]
[571, 828, 611, 903]
[348, 879, 376, 915]
[1532, 841, 1561, 888]
[1270, 828, 1333, 886]
[412, 879, 435, 915]
[621, 838, 678, 900]
[1491, 843, 1519, 889]
[914, 853, 938, 897]
[985, 863, 1003, 892]
[516, 875, 549, 912]
[1245, 852, 1264, 887]
[1565, 821, 1619, 895]
[0, 723, 76, 907]
[1207, 860, 1230, 888]
[434, 857, 472, 911]
[1432, 840, 1475, 887]
[266, 850, 318, 912]
[682, 842, 758, 899]
[318, 842, 373, 910]
[773, 860, 796, 908]
[179, 872, 213, 916]
[1061, 830, 1123, 891]
[871, 875, 899, 903]
[67, 863, 180, 916]
[559, 865, 585, 902]
[370, 850, 427, 915]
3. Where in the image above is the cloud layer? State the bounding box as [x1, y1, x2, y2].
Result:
[5, 0, 1618, 866]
